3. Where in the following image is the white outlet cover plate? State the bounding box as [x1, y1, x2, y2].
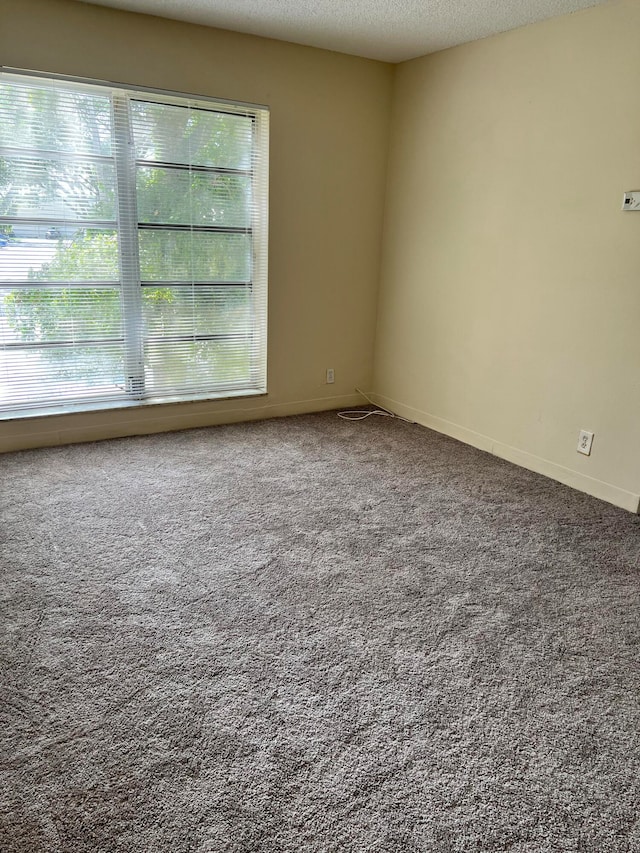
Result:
[622, 191, 640, 210]
[577, 429, 594, 455]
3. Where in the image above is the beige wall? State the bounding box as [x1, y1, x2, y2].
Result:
[0, 0, 393, 450]
[373, 0, 640, 511]
[2, 0, 639, 513]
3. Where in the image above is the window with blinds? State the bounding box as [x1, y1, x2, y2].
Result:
[0, 71, 269, 417]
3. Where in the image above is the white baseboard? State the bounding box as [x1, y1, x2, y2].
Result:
[0, 393, 363, 453]
[369, 392, 640, 514]
[5, 389, 638, 514]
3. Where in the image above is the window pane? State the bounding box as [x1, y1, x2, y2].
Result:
[139, 231, 251, 282]
[0, 70, 268, 417]
[2, 157, 116, 223]
[0, 81, 112, 156]
[1, 286, 122, 344]
[142, 285, 249, 338]
[0, 344, 126, 410]
[136, 167, 250, 228]
[0, 230, 120, 282]
[131, 101, 253, 170]
[144, 338, 251, 393]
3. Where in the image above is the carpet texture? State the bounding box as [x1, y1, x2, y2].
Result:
[1, 411, 639, 852]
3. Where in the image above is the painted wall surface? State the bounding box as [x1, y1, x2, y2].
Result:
[373, 0, 640, 511]
[0, 0, 393, 450]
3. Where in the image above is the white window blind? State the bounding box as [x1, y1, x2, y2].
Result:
[0, 71, 269, 417]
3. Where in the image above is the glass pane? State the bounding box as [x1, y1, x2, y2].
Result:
[142, 286, 250, 338]
[136, 167, 250, 228]
[131, 101, 253, 170]
[139, 230, 250, 282]
[144, 338, 251, 392]
[2, 156, 116, 222]
[1, 286, 122, 345]
[0, 230, 120, 282]
[0, 80, 112, 156]
[0, 344, 126, 409]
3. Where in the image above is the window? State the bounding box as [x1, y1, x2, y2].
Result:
[0, 70, 269, 417]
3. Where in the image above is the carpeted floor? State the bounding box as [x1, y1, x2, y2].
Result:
[1, 411, 639, 852]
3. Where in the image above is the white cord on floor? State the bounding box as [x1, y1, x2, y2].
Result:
[337, 408, 395, 421]
[337, 388, 414, 423]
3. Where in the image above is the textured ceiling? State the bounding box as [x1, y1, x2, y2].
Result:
[76, 0, 609, 62]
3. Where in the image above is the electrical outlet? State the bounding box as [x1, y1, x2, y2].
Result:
[577, 429, 594, 456]
[622, 191, 640, 210]
[326, 368, 335, 384]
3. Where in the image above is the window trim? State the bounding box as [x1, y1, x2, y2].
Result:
[0, 68, 269, 420]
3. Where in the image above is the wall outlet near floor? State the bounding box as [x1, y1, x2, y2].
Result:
[577, 429, 594, 456]
[326, 368, 335, 384]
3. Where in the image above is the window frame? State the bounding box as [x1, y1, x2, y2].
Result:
[0, 68, 269, 420]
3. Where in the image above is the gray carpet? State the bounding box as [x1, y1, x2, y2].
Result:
[1, 411, 639, 852]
